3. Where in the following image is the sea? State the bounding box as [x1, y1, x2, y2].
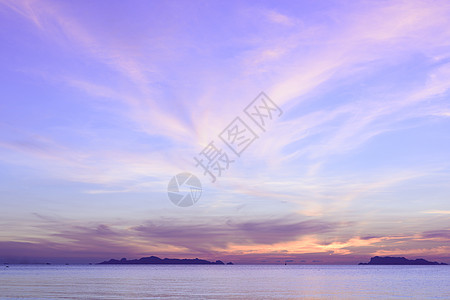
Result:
[0, 264, 449, 299]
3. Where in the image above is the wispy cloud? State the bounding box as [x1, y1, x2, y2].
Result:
[1, 0, 449, 262]
[423, 210, 450, 214]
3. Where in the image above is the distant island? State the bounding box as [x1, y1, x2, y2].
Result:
[98, 256, 232, 265]
[359, 256, 447, 265]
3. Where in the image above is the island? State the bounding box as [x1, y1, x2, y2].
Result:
[98, 256, 231, 265]
[359, 256, 448, 265]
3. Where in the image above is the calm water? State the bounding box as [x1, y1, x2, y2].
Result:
[0, 265, 449, 299]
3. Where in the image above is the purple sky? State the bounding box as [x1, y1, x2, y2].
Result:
[0, 0, 449, 264]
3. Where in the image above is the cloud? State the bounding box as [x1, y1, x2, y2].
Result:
[1, 0, 449, 264]
[1, 213, 449, 264]
[264, 10, 295, 26]
[421, 229, 450, 240]
[2, 0, 450, 187]
[133, 216, 340, 252]
[434, 112, 450, 117]
[0, 214, 341, 261]
[423, 210, 450, 214]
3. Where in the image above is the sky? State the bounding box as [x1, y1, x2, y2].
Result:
[0, 0, 449, 264]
